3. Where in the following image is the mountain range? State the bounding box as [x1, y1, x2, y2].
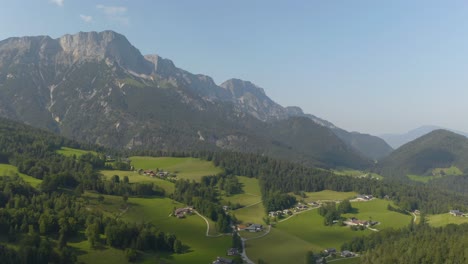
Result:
[0, 30, 393, 168]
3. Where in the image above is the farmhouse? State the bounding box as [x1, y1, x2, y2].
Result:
[323, 248, 336, 255]
[296, 204, 308, 210]
[143, 170, 156, 177]
[341, 250, 355, 257]
[450, 210, 464, 216]
[212, 257, 233, 264]
[226, 248, 239, 256]
[157, 171, 169, 177]
[174, 207, 192, 218]
[236, 224, 248, 231]
[269, 210, 285, 217]
[356, 194, 373, 201]
[344, 217, 369, 226]
[245, 224, 263, 232]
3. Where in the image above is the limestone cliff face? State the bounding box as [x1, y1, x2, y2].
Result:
[0, 30, 391, 162]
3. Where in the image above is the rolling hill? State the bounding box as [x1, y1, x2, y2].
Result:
[378, 129, 468, 179]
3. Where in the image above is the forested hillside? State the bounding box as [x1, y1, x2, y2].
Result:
[378, 130, 468, 179]
[0, 118, 181, 263]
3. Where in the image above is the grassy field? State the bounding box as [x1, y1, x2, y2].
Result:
[221, 176, 265, 224]
[0, 164, 42, 188]
[129, 157, 223, 181]
[100, 170, 175, 194]
[427, 213, 468, 227]
[80, 192, 231, 264]
[222, 176, 262, 208]
[246, 228, 314, 264]
[408, 166, 463, 183]
[333, 169, 383, 180]
[343, 199, 412, 230]
[233, 202, 265, 224]
[247, 197, 411, 264]
[57, 147, 96, 158]
[293, 190, 358, 203]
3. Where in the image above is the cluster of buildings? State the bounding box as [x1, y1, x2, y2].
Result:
[268, 201, 320, 218]
[173, 207, 193, 218]
[142, 169, 170, 178]
[343, 217, 378, 227]
[211, 248, 240, 264]
[268, 209, 291, 217]
[323, 248, 356, 258]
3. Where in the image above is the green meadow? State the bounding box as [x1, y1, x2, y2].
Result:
[100, 170, 175, 194]
[427, 213, 468, 227]
[293, 190, 358, 203]
[222, 176, 262, 207]
[129, 157, 223, 181]
[343, 199, 412, 230]
[0, 164, 42, 188]
[408, 166, 463, 183]
[57, 147, 96, 158]
[246, 197, 411, 264]
[222, 176, 265, 224]
[333, 169, 383, 180]
[79, 192, 231, 264]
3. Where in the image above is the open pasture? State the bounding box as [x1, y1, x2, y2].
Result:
[100, 169, 175, 194]
[81, 192, 231, 263]
[57, 147, 96, 158]
[130, 156, 223, 181]
[0, 163, 42, 188]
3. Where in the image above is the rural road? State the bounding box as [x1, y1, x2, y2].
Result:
[240, 225, 272, 264]
[193, 210, 223, 237]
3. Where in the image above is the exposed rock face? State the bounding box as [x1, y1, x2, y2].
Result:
[0, 30, 390, 163]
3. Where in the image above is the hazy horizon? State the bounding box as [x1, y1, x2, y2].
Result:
[2, 0, 468, 135]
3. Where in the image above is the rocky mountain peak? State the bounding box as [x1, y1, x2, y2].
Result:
[144, 54, 177, 76]
[220, 78, 266, 98]
[58, 30, 152, 74]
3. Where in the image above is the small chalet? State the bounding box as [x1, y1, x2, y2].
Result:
[236, 224, 248, 231]
[245, 224, 263, 232]
[157, 171, 169, 177]
[174, 207, 192, 218]
[227, 248, 239, 256]
[212, 257, 233, 264]
[296, 204, 308, 210]
[450, 210, 464, 216]
[356, 194, 373, 201]
[344, 217, 369, 226]
[341, 250, 355, 257]
[323, 248, 336, 255]
[143, 170, 156, 177]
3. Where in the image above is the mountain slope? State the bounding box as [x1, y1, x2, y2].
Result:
[0, 30, 372, 169]
[378, 129, 468, 178]
[380, 125, 468, 149]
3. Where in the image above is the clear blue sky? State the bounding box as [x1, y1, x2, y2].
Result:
[1, 0, 468, 135]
